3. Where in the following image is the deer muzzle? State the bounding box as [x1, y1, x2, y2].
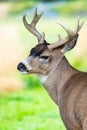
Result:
[17, 57, 33, 74]
[17, 62, 29, 74]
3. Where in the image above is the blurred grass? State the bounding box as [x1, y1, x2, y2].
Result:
[21, 75, 42, 89]
[0, 88, 65, 130]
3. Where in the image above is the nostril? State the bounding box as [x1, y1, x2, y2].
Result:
[17, 62, 27, 71]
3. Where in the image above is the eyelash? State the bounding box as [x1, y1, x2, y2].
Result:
[39, 56, 49, 59]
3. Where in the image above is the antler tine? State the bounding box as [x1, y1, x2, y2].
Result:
[75, 16, 80, 33]
[40, 32, 45, 43]
[48, 18, 84, 50]
[31, 8, 43, 27]
[75, 17, 84, 33]
[23, 8, 45, 43]
[57, 20, 73, 37]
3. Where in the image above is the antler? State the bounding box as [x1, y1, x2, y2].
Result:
[23, 8, 45, 43]
[48, 17, 84, 50]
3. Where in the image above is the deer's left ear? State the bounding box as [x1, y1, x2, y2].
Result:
[61, 34, 79, 53]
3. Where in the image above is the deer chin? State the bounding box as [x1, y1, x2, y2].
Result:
[20, 71, 28, 75]
[19, 69, 29, 74]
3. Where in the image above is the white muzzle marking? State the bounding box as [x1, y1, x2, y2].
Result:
[22, 57, 32, 72]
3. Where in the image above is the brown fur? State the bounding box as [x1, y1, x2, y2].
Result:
[44, 57, 87, 130]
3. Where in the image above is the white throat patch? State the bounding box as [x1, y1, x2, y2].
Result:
[38, 75, 48, 84]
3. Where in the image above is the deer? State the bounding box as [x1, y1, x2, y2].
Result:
[17, 9, 87, 130]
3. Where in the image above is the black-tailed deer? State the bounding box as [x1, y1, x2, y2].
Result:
[17, 9, 87, 130]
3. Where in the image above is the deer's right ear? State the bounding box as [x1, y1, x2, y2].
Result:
[61, 34, 79, 53]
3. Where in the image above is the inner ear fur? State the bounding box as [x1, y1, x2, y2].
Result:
[61, 34, 79, 53]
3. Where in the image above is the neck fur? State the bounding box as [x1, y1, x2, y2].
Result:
[42, 57, 78, 104]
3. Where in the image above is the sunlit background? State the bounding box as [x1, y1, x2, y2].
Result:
[0, 0, 87, 130]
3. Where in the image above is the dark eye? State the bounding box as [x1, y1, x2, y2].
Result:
[39, 56, 49, 59]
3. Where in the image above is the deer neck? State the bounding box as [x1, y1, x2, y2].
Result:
[43, 56, 78, 105]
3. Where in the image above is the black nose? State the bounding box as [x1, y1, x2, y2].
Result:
[17, 62, 27, 71]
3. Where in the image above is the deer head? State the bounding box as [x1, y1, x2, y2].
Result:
[17, 9, 83, 76]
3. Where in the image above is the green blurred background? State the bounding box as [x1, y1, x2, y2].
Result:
[0, 0, 87, 130]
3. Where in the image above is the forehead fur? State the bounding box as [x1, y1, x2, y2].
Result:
[29, 43, 48, 57]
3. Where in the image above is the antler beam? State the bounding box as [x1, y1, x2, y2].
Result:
[23, 8, 45, 43]
[48, 17, 84, 50]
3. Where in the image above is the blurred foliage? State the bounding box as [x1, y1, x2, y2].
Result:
[0, 0, 69, 2]
[0, 88, 65, 130]
[9, 1, 37, 15]
[41, 0, 58, 1]
[3, 0, 87, 16]
[52, 1, 87, 15]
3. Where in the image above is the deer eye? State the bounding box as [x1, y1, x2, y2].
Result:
[39, 56, 49, 60]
